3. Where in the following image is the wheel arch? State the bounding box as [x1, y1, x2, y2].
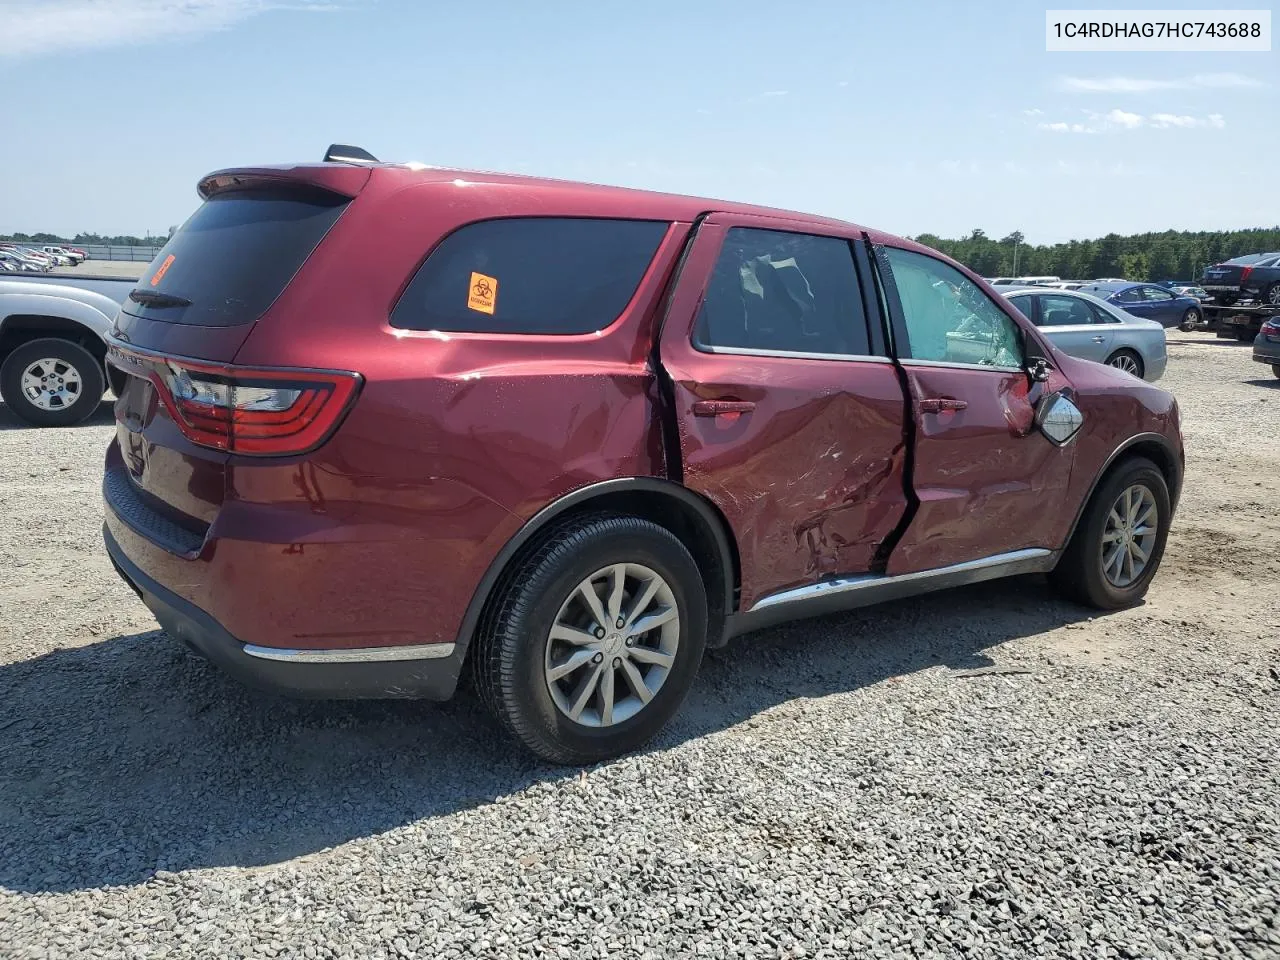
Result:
[0, 311, 111, 383]
[454, 477, 741, 658]
[1061, 432, 1182, 550]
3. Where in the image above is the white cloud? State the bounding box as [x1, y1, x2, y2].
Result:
[1057, 72, 1262, 93]
[1106, 108, 1144, 129]
[1022, 108, 1044, 116]
[0, 0, 345, 59]
[1150, 112, 1228, 129]
[1036, 108, 1226, 134]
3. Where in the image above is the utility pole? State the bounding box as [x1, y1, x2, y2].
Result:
[1013, 238, 1020, 276]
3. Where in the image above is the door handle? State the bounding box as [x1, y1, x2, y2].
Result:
[1091, 335, 1106, 343]
[920, 398, 968, 414]
[692, 399, 756, 417]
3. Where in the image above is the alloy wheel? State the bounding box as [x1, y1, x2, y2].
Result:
[1108, 353, 1141, 376]
[20, 358, 82, 411]
[1100, 484, 1158, 588]
[544, 563, 680, 728]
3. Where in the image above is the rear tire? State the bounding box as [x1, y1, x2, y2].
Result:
[1105, 349, 1145, 379]
[1051, 457, 1171, 610]
[1236, 328, 1255, 342]
[1178, 308, 1199, 332]
[472, 514, 708, 765]
[1213, 295, 1237, 306]
[1272, 364, 1280, 380]
[0, 338, 105, 427]
[1264, 282, 1280, 307]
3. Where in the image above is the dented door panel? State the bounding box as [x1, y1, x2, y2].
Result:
[886, 363, 1076, 574]
[659, 215, 910, 609]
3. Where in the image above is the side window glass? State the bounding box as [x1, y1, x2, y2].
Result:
[1142, 286, 1173, 301]
[1039, 294, 1095, 326]
[391, 217, 668, 334]
[1008, 295, 1037, 324]
[1088, 303, 1118, 324]
[883, 247, 1024, 367]
[694, 227, 871, 356]
[1115, 287, 1142, 304]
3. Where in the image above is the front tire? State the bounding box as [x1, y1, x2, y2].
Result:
[1178, 308, 1200, 332]
[473, 514, 708, 765]
[1263, 282, 1280, 307]
[1051, 457, 1171, 610]
[1105, 349, 1145, 379]
[0, 338, 105, 427]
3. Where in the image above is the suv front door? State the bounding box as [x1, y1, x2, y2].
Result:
[871, 240, 1077, 575]
[658, 215, 910, 609]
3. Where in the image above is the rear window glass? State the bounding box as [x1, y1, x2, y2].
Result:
[391, 218, 668, 335]
[124, 188, 349, 327]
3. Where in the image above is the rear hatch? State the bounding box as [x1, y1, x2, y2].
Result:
[108, 168, 366, 542]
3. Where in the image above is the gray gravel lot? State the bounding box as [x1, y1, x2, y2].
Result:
[1, 332, 1278, 959]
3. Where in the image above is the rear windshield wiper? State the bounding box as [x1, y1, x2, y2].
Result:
[129, 290, 193, 308]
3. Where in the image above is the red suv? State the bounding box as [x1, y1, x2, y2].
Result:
[103, 152, 1183, 763]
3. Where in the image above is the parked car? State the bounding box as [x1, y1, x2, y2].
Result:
[9, 246, 56, 269]
[42, 245, 84, 265]
[1001, 287, 1166, 380]
[1200, 253, 1280, 306]
[1077, 281, 1203, 331]
[0, 279, 118, 425]
[1169, 283, 1210, 304]
[1253, 317, 1280, 379]
[38, 249, 74, 266]
[0, 249, 48, 272]
[101, 152, 1184, 764]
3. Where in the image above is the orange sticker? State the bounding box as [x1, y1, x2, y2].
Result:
[150, 254, 176, 287]
[467, 271, 497, 314]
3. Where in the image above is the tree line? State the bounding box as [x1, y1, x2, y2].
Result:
[912, 227, 1280, 282]
[1, 230, 174, 246]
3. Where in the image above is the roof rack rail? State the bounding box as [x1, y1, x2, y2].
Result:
[323, 144, 379, 164]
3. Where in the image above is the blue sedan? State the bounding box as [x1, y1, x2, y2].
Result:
[1077, 282, 1203, 331]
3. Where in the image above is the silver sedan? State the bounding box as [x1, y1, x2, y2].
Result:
[1001, 286, 1167, 382]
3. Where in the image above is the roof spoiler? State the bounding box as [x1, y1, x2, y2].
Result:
[323, 143, 379, 164]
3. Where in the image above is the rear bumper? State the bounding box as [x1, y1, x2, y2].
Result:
[1253, 338, 1280, 365]
[104, 524, 464, 700]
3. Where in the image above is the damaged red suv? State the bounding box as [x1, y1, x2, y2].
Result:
[103, 149, 1183, 763]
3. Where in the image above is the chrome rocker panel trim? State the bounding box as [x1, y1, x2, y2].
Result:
[243, 642, 457, 663]
[725, 548, 1057, 639]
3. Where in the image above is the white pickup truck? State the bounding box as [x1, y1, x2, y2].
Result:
[0, 276, 135, 426]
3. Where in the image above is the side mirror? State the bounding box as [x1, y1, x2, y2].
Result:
[1035, 391, 1084, 446]
[1026, 357, 1052, 383]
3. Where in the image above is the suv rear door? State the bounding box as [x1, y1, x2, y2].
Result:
[658, 214, 910, 610]
[869, 241, 1077, 575]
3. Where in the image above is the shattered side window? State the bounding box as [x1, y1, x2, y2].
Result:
[694, 228, 871, 356]
[884, 247, 1024, 368]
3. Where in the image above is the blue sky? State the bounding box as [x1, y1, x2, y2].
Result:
[1, 0, 1275, 242]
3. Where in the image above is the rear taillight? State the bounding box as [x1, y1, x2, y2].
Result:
[109, 345, 360, 455]
[1241, 267, 1254, 284]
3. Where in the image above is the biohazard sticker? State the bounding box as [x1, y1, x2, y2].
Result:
[467, 272, 497, 314]
[150, 254, 176, 287]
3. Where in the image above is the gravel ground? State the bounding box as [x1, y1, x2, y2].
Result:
[1, 331, 1278, 959]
